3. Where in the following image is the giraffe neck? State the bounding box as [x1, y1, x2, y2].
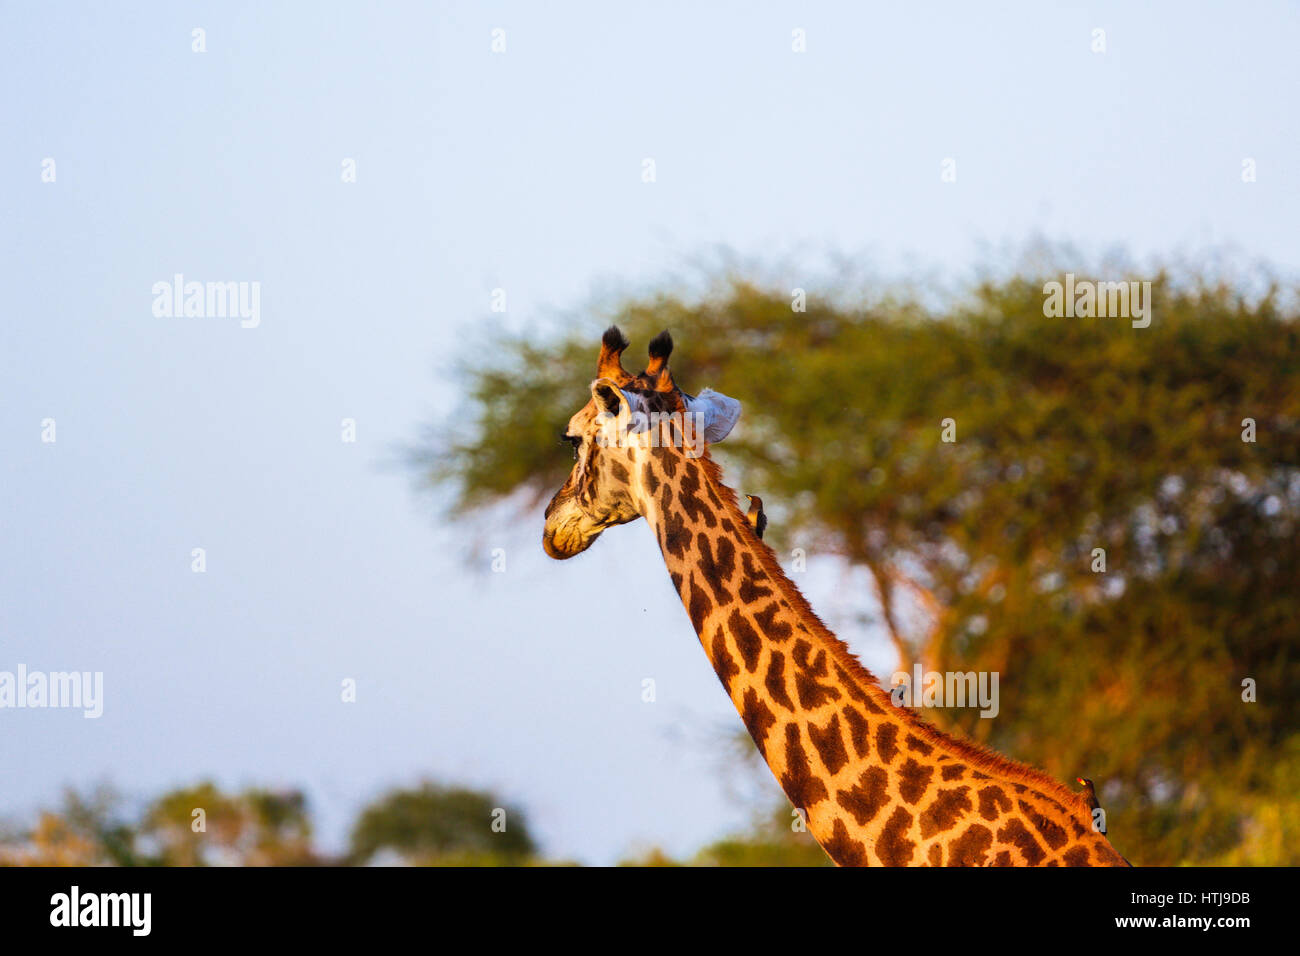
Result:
[637, 449, 1127, 867]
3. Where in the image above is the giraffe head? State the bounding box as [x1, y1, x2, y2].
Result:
[542, 326, 741, 559]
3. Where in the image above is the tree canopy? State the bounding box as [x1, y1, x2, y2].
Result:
[347, 782, 537, 865]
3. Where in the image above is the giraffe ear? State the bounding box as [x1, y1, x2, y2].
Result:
[685, 387, 741, 443]
[591, 378, 629, 418]
[592, 379, 652, 440]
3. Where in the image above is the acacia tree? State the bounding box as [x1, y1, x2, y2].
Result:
[419, 268, 1300, 865]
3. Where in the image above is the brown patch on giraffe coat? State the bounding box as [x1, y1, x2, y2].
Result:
[763, 651, 795, 711]
[823, 819, 868, 866]
[641, 460, 660, 497]
[1062, 846, 1091, 867]
[795, 668, 842, 709]
[836, 766, 889, 826]
[785, 639, 826, 676]
[919, 786, 973, 839]
[660, 508, 690, 559]
[977, 785, 1013, 822]
[897, 758, 934, 805]
[669, 571, 683, 593]
[992, 850, 1013, 866]
[996, 817, 1046, 865]
[940, 763, 966, 781]
[676, 468, 717, 527]
[841, 705, 871, 758]
[905, 734, 933, 755]
[876, 723, 900, 763]
[687, 576, 713, 633]
[927, 844, 943, 866]
[651, 443, 677, 479]
[752, 601, 793, 642]
[779, 724, 829, 809]
[738, 554, 773, 602]
[947, 823, 994, 866]
[727, 609, 763, 672]
[710, 628, 738, 692]
[791, 640, 841, 708]
[713, 536, 736, 581]
[806, 712, 849, 776]
[608, 461, 630, 486]
[739, 689, 775, 756]
[1018, 799, 1069, 850]
[658, 480, 672, 512]
[791, 639, 816, 671]
[875, 806, 916, 866]
[695, 534, 736, 604]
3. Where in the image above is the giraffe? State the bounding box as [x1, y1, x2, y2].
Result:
[542, 326, 1131, 867]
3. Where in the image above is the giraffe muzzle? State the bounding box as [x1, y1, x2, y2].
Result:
[542, 523, 600, 560]
[542, 499, 603, 559]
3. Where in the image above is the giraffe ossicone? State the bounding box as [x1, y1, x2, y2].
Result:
[542, 326, 1130, 867]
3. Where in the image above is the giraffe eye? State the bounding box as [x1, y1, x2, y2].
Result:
[560, 433, 582, 459]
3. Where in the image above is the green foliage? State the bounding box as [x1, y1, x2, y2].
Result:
[142, 782, 317, 866]
[0, 782, 319, 866]
[56, 784, 143, 867]
[2, 779, 545, 867]
[421, 268, 1300, 866]
[0, 784, 140, 867]
[689, 804, 835, 867]
[620, 802, 832, 867]
[347, 782, 537, 865]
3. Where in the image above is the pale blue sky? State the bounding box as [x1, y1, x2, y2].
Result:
[2, 1, 1297, 864]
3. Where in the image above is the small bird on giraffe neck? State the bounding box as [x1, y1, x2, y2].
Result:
[1076, 777, 1107, 834]
[1076, 777, 1100, 811]
[745, 494, 767, 540]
